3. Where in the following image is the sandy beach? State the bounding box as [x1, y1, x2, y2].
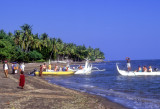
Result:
[0, 63, 127, 109]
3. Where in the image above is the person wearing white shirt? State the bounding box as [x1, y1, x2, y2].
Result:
[3, 61, 9, 78]
[20, 63, 25, 72]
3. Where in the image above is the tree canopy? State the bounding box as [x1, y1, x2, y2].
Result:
[0, 24, 105, 62]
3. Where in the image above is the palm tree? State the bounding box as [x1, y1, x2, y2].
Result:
[33, 33, 39, 39]
[8, 32, 13, 37]
[65, 43, 76, 60]
[0, 24, 105, 62]
[13, 30, 22, 49]
[0, 29, 6, 39]
[87, 46, 94, 59]
[20, 24, 32, 52]
[40, 33, 50, 48]
[99, 51, 105, 59]
[25, 34, 34, 52]
[31, 38, 43, 51]
[52, 38, 59, 60]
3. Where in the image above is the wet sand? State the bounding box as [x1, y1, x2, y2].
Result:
[0, 63, 127, 109]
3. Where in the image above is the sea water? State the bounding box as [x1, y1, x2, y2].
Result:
[45, 60, 160, 109]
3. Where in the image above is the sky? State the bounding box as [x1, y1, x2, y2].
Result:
[0, 0, 160, 60]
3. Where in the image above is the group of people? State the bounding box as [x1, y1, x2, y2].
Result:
[126, 57, 153, 72]
[136, 66, 152, 72]
[3, 61, 25, 89]
[39, 63, 69, 76]
[11, 62, 25, 74]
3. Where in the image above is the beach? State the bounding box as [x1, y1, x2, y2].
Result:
[0, 63, 126, 109]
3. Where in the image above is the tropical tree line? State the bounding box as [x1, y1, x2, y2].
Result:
[0, 24, 105, 62]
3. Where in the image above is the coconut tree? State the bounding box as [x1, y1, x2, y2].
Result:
[31, 38, 43, 51]
[99, 51, 105, 59]
[20, 24, 33, 52]
[40, 33, 50, 48]
[0, 29, 7, 39]
[40, 33, 53, 59]
[13, 30, 23, 49]
[8, 32, 13, 37]
[25, 34, 34, 52]
[56, 38, 64, 60]
[52, 38, 58, 60]
[64, 43, 76, 60]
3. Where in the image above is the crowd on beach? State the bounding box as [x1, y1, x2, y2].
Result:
[3, 57, 155, 89]
[3, 61, 25, 89]
[2, 60, 73, 90]
[126, 57, 154, 72]
[2, 61, 83, 89]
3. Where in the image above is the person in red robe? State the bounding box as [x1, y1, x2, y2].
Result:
[19, 71, 25, 89]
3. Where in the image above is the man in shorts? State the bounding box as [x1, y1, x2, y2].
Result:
[126, 57, 131, 71]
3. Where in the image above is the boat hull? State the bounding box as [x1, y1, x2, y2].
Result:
[116, 64, 160, 76]
[75, 68, 92, 74]
[35, 71, 74, 75]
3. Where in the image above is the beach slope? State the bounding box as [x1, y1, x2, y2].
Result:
[0, 63, 126, 109]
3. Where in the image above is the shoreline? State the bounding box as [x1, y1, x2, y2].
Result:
[0, 63, 127, 109]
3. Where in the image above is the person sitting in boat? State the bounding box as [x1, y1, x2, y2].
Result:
[154, 68, 158, 72]
[43, 63, 46, 71]
[48, 64, 51, 70]
[59, 66, 62, 71]
[54, 64, 58, 71]
[138, 66, 142, 72]
[72, 67, 75, 70]
[79, 65, 83, 69]
[143, 66, 147, 72]
[126, 57, 131, 71]
[65, 67, 68, 71]
[148, 66, 152, 72]
[134, 66, 142, 72]
[62, 66, 66, 71]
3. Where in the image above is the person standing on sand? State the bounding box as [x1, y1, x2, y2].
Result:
[39, 65, 43, 76]
[126, 57, 131, 71]
[3, 61, 9, 78]
[14, 63, 18, 74]
[11, 62, 15, 74]
[20, 62, 25, 72]
[19, 71, 25, 89]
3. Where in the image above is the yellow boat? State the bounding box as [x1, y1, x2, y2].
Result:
[35, 71, 75, 75]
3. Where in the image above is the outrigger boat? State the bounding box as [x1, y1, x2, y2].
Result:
[75, 59, 92, 74]
[35, 71, 75, 75]
[116, 64, 160, 76]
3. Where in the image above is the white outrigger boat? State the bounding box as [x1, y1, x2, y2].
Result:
[75, 60, 92, 74]
[116, 64, 160, 76]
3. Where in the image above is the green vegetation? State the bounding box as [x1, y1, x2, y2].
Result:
[0, 24, 105, 62]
